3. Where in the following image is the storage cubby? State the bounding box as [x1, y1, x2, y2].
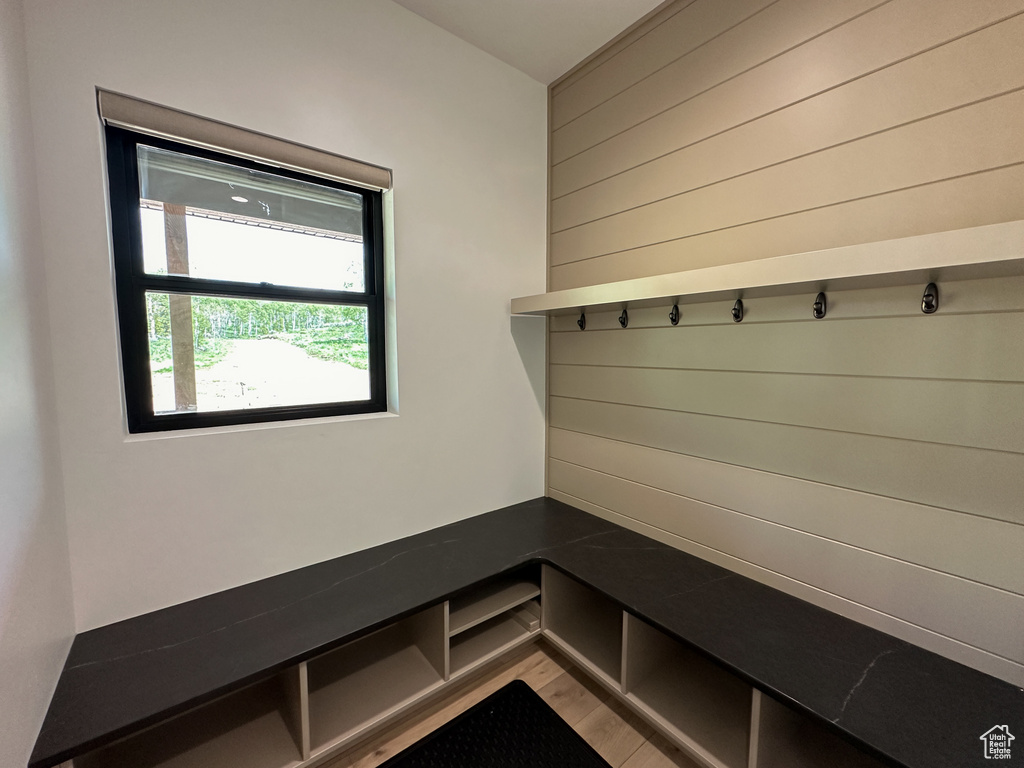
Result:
[306, 604, 446, 755]
[77, 671, 305, 768]
[448, 574, 541, 677]
[59, 552, 929, 768]
[448, 577, 540, 635]
[541, 565, 623, 686]
[751, 691, 887, 768]
[623, 614, 752, 768]
[448, 613, 532, 676]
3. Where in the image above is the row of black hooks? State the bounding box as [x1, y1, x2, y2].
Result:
[576, 283, 939, 329]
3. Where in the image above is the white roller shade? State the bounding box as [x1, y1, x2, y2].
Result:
[97, 88, 392, 191]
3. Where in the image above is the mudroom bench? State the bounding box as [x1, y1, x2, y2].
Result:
[29, 498, 1022, 768]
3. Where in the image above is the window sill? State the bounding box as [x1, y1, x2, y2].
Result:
[123, 408, 398, 442]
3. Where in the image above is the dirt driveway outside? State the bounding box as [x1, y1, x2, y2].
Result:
[151, 338, 369, 413]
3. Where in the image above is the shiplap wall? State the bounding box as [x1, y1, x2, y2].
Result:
[545, 0, 1024, 685]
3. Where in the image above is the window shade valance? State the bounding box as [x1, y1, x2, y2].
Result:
[97, 88, 392, 192]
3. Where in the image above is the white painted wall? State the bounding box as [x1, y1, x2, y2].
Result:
[21, 0, 548, 631]
[0, 0, 76, 762]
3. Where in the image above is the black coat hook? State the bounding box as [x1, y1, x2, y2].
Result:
[921, 283, 939, 314]
[812, 292, 827, 320]
[669, 304, 680, 326]
[577, 312, 586, 330]
[732, 299, 744, 323]
[618, 309, 629, 328]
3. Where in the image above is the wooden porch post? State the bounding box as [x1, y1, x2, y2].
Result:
[163, 203, 197, 411]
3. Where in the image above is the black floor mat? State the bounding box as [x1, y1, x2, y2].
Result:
[377, 680, 613, 768]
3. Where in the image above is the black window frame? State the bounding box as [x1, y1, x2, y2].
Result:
[105, 126, 388, 433]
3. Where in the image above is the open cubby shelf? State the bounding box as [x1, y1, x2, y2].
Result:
[449, 579, 540, 636]
[41, 500, 1014, 768]
[537, 567, 885, 768]
[77, 673, 305, 768]
[752, 691, 886, 768]
[624, 614, 751, 768]
[449, 613, 532, 677]
[541, 567, 622, 686]
[74, 563, 887, 768]
[307, 609, 446, 755]
[449, 573, 543, 678]
[74, 571, 542, 768]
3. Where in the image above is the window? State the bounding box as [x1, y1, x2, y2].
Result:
[103, 103, 388, 433]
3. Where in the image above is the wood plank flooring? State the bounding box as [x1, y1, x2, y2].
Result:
[318, 639, 700, 768]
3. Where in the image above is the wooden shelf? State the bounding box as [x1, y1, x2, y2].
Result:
[511, 220, 1024, 316]
[449, 579, 540, 636]
[624, 615, 751, 768]
[307, 609, 445, 754]
[449, 613, 535, 677]
[78, 675, 304, 768]
[542, 566, 623, 684]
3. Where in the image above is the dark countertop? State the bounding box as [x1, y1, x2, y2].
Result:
[29, 497, 1023, 768]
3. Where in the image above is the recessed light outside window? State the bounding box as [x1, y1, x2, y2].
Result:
[231, 195, 249, 203]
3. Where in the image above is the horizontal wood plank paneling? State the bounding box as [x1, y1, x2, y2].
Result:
[551, 0, 775, 129]
[548, 489, 1024, 687]
[549, 312, 1024, 382]
[552, 90, 1024, 264]
[545, 0, 1024, 682]
[551, 0, 686, 96]
[550, 163, 1024, 289]
[548, 429, 1024, 594]
[549, 365, 1024, 454]
[547, 460, 1024, 664]
[549, 397, 1024, 525]
[552, 0, 1023, 173]
[553, 17, 1024, 230]
[552, 0, 892, 164]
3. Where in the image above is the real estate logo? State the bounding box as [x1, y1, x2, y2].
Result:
[980, 725, 1014, 760]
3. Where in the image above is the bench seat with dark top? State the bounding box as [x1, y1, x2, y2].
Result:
[29, 497, 1023, 768]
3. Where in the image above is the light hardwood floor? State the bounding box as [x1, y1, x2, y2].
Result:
[318, 639, 700, 768]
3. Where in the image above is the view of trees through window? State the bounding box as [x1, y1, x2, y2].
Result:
[145, 292, 369, 413]
[140, 202, 370, 414]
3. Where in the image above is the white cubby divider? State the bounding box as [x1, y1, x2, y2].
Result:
[73, 564, 885, 768]
[282, 662, 310, 761]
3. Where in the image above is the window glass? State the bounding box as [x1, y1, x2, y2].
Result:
[105, 126, 387, 432]
[137, 145, 365, 292]
[146, 294, 369, 414]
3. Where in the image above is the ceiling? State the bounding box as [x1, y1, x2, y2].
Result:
[392, 0, 666, 84]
